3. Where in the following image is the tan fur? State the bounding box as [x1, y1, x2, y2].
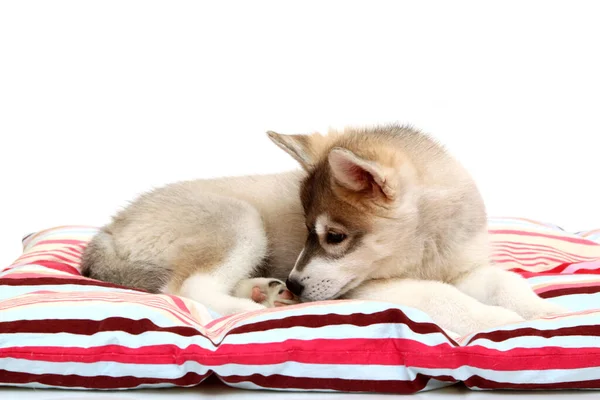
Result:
[82, 171, 307, 289]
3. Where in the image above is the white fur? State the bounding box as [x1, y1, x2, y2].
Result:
[314, 214, 328, 236]
[454, 266, 567, 320]
[293, 247, 306, 270]
[179, 274, 265, 315]
[290, 256, 365, 301]
[347, 279, 526, 335]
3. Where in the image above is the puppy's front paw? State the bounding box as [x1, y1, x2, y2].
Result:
[235, 278, 300, 308]
[522, 300, 569, 320]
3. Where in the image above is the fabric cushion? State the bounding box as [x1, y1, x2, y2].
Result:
[1, 218, 600, 393]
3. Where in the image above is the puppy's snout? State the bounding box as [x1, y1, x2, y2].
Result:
[286, 278, 304, 297]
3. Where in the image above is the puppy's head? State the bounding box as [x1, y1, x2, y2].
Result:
[267, 127, 421, 301]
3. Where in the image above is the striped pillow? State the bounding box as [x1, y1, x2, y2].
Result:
[1, 218, 599, 393]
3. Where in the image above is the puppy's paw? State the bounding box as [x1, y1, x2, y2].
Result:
[521, 300, 569, 320]
[235, 278, 300, 308]
[481, 306, 526, 329]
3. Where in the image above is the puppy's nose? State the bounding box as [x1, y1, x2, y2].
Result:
[286, 278, 304, 297]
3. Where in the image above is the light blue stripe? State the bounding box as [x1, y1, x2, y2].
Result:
[526, 274, 600, 285]
[0, 285, 142, 301]
[551, 293, 600, 312]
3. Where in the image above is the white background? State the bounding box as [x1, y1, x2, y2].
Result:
[1, 0, 599, 267]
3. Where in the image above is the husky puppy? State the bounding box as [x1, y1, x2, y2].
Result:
[81, 124, 566, 335]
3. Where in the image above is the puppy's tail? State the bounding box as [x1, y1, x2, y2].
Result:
[81, 230, 168, 293]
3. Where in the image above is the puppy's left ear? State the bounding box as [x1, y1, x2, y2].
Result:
[328, 148, 397, 200]
[267, 131, 320, 171]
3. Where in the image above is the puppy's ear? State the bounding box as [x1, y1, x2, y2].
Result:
[328, 148, 397, 200]
[267, 131, 320, 171]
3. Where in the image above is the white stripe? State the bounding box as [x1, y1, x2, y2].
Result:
[527, 274, 600, 285]
[228, 381, 339, 392]
[214, 362, 424, 381]
[437, 365, 600, 385]
[469, 335, 600, 351]
[213, 363, 600, 385]
[3, 357, 210, 379]
[0, 382, 182, 390]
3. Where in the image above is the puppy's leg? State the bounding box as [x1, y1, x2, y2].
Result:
[163, 197, 272, 316]
[234, 278, 299, 308]
[454, 266, 568, 320]
[178, 274, 266, 315]
[347, 279, 524, 335]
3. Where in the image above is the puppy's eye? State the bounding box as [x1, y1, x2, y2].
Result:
[326, 231, 347, 245]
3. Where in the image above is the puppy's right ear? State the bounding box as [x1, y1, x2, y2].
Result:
[267, 131, 318, 171]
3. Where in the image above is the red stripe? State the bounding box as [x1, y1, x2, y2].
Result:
[538, 285, 600, 298]
[466, 324, 600, 345]
[0, 317, 204, 337]
[509, 264, 571, 275]
[565, 267, 600, 275]
[219, 373, 456, 394]
[509, 263, 600, 276]
[0, 339, 440, 366]
[4, 340, 600, 370]
[464, 375, 600, 390]
[489, 230, 599, 246]
[4, 261, 80, 276]
[535, 281, 600, 294]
